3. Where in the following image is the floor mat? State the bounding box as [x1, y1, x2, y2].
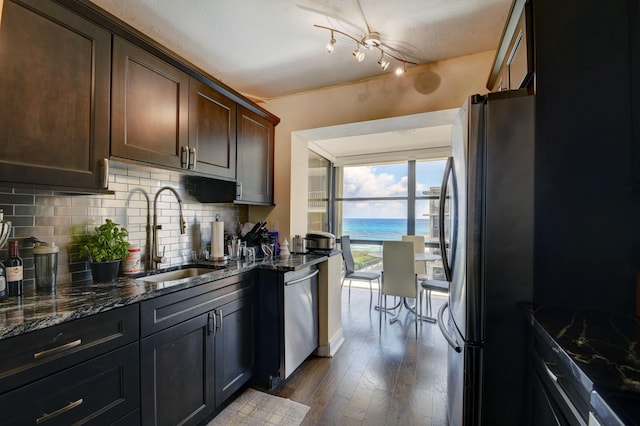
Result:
[208, 388, 310, 425]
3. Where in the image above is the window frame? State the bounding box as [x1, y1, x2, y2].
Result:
[331, 159, 444, 246]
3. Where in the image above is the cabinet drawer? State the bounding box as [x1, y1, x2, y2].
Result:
[140, 272, 254, 337]
[0, 342, 140, 425]
[0, 304, 139, 394]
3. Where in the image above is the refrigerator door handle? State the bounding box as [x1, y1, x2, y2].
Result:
[437, 302, 461, 353]
[439, 156, 454, 282]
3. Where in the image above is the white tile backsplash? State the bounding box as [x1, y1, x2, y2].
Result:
[0, 162, 247, 287]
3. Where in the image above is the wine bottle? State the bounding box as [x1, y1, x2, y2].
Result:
[0, 261, 7, 300]
[6, 240, 23, 296]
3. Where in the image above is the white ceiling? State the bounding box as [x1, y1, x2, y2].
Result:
[300, 108, 459, 165]
[89, 0, 511, 100]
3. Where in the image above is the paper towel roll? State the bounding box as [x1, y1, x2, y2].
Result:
[212, 221, 225, 259]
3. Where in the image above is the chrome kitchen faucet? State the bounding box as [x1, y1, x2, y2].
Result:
[152, 186, 186, 269]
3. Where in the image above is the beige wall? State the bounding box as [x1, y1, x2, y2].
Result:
[252, 50, 495, 243]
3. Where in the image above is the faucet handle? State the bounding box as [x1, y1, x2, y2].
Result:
[154, 246, 166, 265]
[180, 216, 186, 234]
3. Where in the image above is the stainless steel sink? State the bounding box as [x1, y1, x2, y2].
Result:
[140, 267, 219, 283]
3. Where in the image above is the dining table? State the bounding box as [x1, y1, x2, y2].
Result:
[367, 251, 441, 263]
[367, 250, 442, 323]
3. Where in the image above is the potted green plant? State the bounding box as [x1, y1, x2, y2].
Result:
[83, 219, 130, 282]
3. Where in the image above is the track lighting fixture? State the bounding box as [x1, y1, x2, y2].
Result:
[378, 52, 390, 70]
[314, 24, 416, 76]
[325, 31, 336, 53]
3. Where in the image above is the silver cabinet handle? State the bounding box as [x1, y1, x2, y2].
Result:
[101, 158, 109, 189]
[217, 309, 223, 334]
[188, 147, 196, 170]
[181, 146, 188, 168]
[36, 398, 83, 424]
[208, 311, 216, 336]
[285, 269, 319, 286]
[33, 339, 82, 360]
[236, 182, 243, 199]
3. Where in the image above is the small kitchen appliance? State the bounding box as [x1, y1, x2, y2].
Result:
[33, 241, 59, 293]
[304, 232, 336, 254]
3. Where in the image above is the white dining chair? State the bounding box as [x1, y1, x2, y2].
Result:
[402, 235, 427, 280]
[380, 240, 421, 337]
[420, 279, 449, 322]
[340, 235, 381, 309]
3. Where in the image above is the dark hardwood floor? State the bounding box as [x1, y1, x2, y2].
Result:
[269, 286, 449, 425]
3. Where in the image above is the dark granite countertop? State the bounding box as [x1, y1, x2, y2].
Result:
[0, 253, 328, 341]
[528, 306, 640, 425]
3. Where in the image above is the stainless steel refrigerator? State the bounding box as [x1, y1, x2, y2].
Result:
[436, 90, 534, 426]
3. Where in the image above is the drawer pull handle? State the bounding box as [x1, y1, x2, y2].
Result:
[33, 339, 82, 360]
[542, 360, 563, 383]
[36, 398, 83, 424]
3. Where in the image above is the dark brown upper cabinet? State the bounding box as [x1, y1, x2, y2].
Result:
[111, 36, 189, 170]
[112, 37, 239, 181]
[487, 0, 533, 93]
[0, 0, 111, 191]
[189, 78, 237, 180]
[236, 106, 275, 205]
[632, 0, 640, 184]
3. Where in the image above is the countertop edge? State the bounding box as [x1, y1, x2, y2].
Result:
[0, 254, 328, 341]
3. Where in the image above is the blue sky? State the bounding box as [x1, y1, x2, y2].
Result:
[342, 160, 446, 218]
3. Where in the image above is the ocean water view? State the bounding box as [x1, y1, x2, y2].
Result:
[342, 217, 431, 241]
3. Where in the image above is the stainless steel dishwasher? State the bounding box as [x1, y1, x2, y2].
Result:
[283, 266, 319, 378]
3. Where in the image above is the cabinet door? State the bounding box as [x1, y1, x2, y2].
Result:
[632, 0, 640, 184]
[189, 78, 237, 180]
[214, 290, 255, 405]
[0, 0, 110, 190]
[506, 10, 532, 90]
[492, 62, 508, 92]
[236, 106, 274, 205]
[254, 269, 283, 389]
[140, 313, 215, 426]
[112, 36, 189, 170]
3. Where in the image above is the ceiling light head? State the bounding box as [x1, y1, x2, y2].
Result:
[378, 52, 390, 70]
[395, 63, 407, 76]
[362, 31, 381, 48]
[353, 47, 365, 62]
[325, 33, 336, 53]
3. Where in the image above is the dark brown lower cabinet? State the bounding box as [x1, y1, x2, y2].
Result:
[140, 314, 215, 426]
[214, 291, 255, 405]
[0, 342, 140, 425]
[139, 274, 256, 425]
